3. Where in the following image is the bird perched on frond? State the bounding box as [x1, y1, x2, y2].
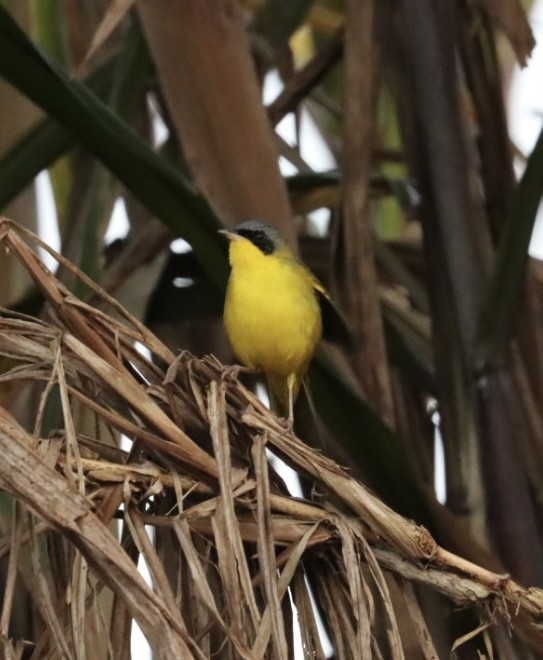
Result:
[220, 220, 346, 426]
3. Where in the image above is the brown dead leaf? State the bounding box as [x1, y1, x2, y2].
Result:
[84, 0, 137, 63]
[476, 0, 536, 66]
[1, 218, 543, 655]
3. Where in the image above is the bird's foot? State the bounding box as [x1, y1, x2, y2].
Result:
[276, 414, 294, 434]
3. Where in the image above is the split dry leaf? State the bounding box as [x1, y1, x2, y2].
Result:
[0, 218, 543, 655]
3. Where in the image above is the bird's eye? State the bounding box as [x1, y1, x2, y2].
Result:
[253, 231, 274, 255]
[237, 226, 275, 254]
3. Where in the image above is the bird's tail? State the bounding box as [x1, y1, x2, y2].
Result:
[266, 374, 324, 448]
[266, 373, 294, 420]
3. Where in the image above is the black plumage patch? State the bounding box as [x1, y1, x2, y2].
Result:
[237, 227, 276, 255]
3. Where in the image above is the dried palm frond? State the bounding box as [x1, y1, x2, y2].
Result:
[0, 216, 542, 659]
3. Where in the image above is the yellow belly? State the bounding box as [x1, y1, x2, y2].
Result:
[224, 254, 322, 402]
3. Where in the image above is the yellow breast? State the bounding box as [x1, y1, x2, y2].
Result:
[223, 239, 322, 385]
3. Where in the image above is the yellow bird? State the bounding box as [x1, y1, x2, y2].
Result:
[220, 220, 326, 425]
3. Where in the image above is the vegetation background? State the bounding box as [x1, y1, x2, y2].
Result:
[0, 0, 543, 658]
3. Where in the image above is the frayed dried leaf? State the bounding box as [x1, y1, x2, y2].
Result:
[1, 219, 543, 656]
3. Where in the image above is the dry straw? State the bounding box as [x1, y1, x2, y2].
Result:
[0, 217, 542, 659]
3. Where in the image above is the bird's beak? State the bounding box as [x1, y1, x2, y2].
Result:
[218, 228, 242, 241]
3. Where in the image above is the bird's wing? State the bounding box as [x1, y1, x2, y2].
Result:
[311, 278, 353, 347]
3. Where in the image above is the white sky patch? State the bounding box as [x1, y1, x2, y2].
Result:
[36, 171, 60, 270]
[298, 109, 337, 173]
[104, 197, 130, 244]
[266, 450, 304, 499]
[147, 93, 170, 148]
[432, 412, 447, 505]
[170, 237, 192, 254]
[173, 276, 194, 288]
[123, 336, 154, 659]
[130, 537, 154, 660]
[279, 154, 298, 176]
[266, 69, 336, 173]
[264, 69, 336, 234]
[119, 433, 132, 454]
[509, 0, 543, 258]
